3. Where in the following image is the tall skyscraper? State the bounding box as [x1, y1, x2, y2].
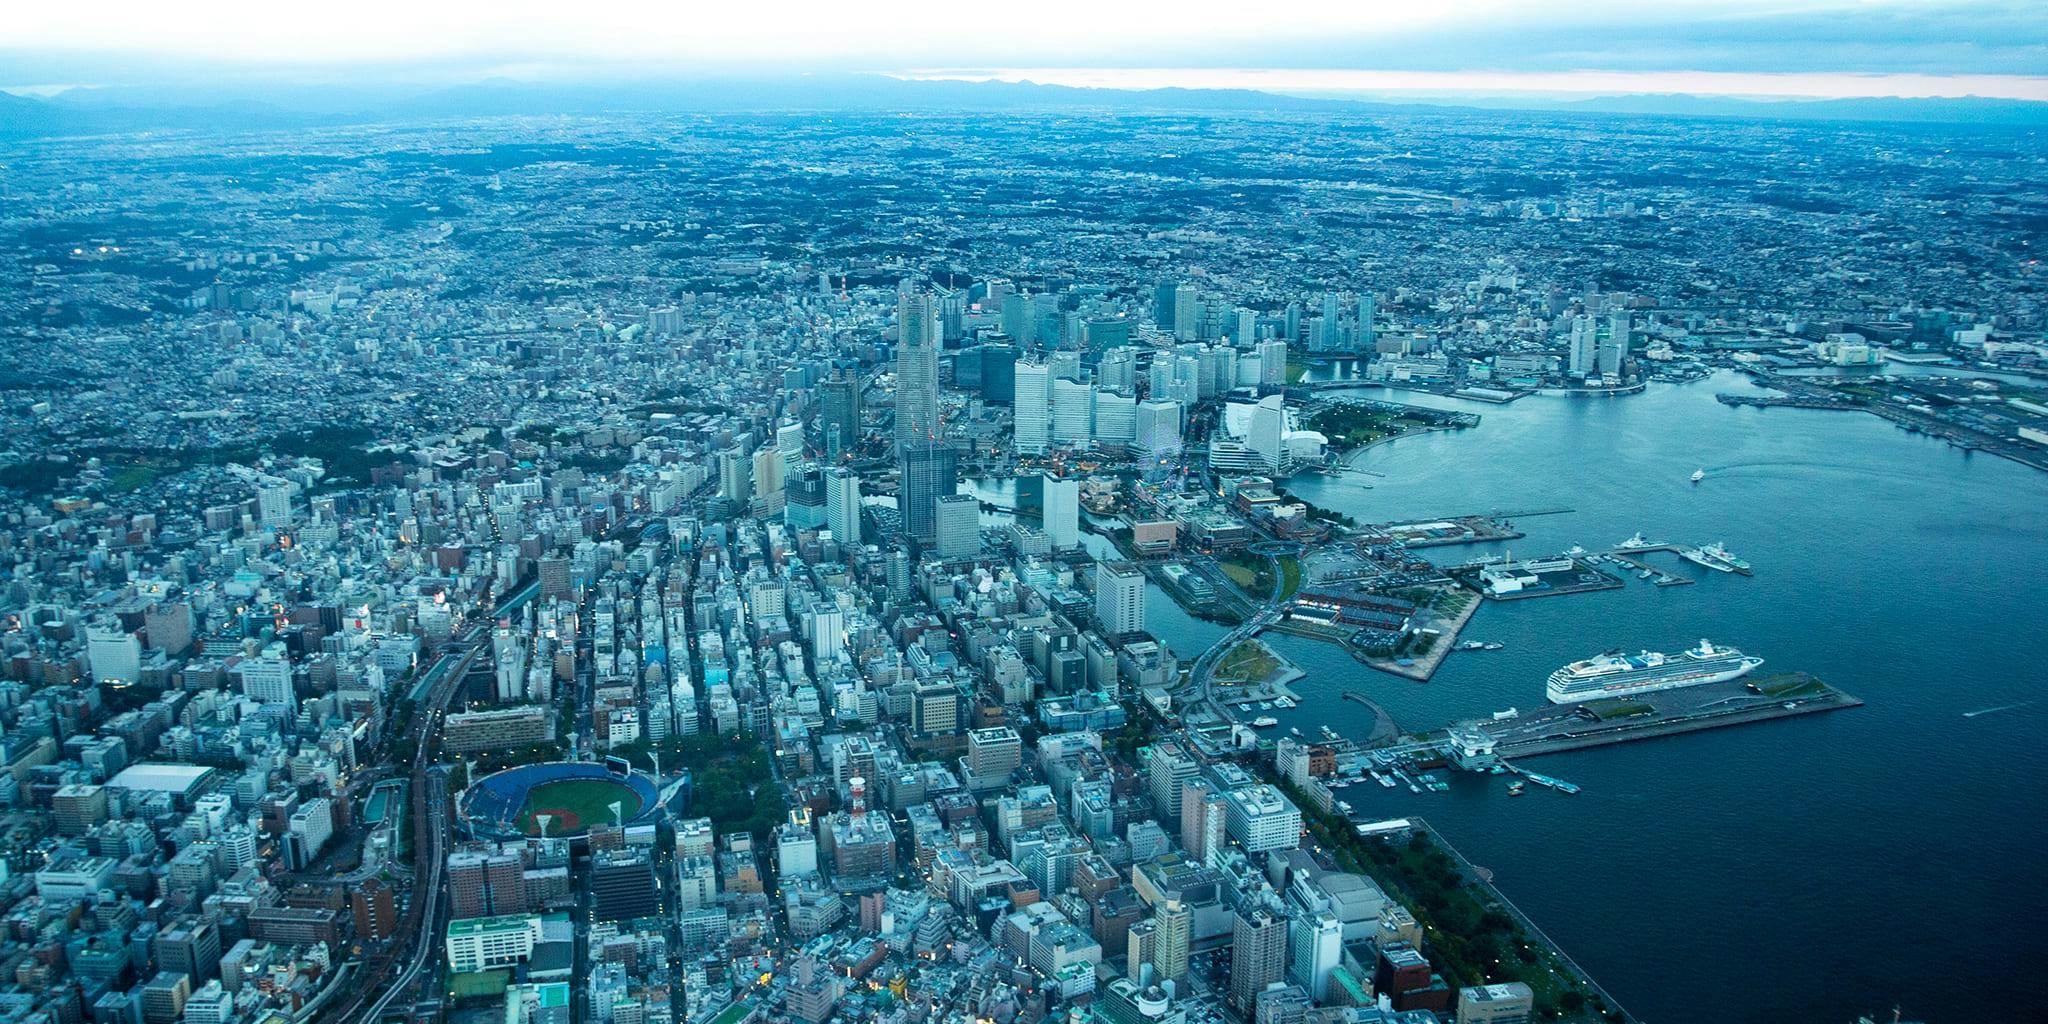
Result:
[1288, 911, 1343, 1001]
[1568, 315, 1598, 378]
[1257, 339, 1289, 387]
[1096, 561, 1146, 635]
[1042, 474, 1079, 550]
[1152, 281, 1178, 330]
[1359, 292, 1378, 352]
[934, 493, 981, 560]
[1229, 908, 1289, 1016]
[818, 376, 860, 460]
[719, 445, 753, 506]
[786, 463, 827, 531]
[1153, 898, 1191, 985]
[1001, 291, 1033, 341]
[1178, 777, 1225, 866]
[776, 418, 805, 465]
[899, 440, 958, 545]
[751, 445, 786, 519]
[1099, 347, 1137, 392]
[1051, 378, 1095, 443]
[1136, 400, 1184, 470]
[824, 467, 861, 544]
[895, 291, 941, 452]
[1093, 390, 1137, 449]
[1600, 312, 1629, 377]
[1014, 360, 1051, 455]
[1172, 284, 1201, 341]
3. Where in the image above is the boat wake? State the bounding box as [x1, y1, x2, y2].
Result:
[1962, 701, 2034, 718]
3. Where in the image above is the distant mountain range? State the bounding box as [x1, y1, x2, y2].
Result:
[4, 73, 2044, 137]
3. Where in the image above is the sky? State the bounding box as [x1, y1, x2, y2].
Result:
[3, 0, 2045, 99]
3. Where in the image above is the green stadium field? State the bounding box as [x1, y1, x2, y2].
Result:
[515, 778, 645, 836]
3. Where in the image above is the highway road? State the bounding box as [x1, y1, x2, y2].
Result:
[318, 595, 500, 1023]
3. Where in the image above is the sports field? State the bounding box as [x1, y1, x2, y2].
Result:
[515, 778, 645, 836]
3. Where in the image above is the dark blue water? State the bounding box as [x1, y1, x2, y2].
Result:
[1242, 371, 2048, 1024]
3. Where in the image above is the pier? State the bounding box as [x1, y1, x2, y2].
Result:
[1716, 393, 1864, 410]
[1596, 547, 1697, 587]
[1473, 673, 1861, 759]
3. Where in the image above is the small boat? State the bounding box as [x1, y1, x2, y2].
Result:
[1638, 568, 1655, 580]
[1251, 716, 1279, 728]
[1289, 727, 1302, 737]
[1507, 781, 1526, 796]
[1690, 468, 1706, 483]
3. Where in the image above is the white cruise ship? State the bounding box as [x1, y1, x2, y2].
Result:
[1546, 640, 1764, 703]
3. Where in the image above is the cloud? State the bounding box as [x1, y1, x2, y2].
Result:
[0, 0, 2040, 85]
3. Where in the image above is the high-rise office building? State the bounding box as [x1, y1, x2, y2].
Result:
[751, 445, 786, 519]
[895, 292, 941, 452]
[786, 463, 826, 531]
[1094, 390, 1137, 449]
[1230, 908, 1289, 1016]
[1042, 474, 1079, 550]
[1099, 347, 1138, 392]
[591, 849, 658, 922]
[1179, 777, 1227, 866]
[1153, 898, 1191, 985]
[1096, 561, 1146, 636]
[1288, 910, 1343, 1001]
[1051, 377, 1095, 443]
[977, 343, 1019, 403]
[87, 623, 142, 687]
[818, 376, 860, 459]
[237, 644, 294, 705]
[1173, 285, 1201, 341]
[824, 467, 861, 544]
[1135, 401, 1184, 468]
[1225, 784, 1303, 854]
[1152, 282, 1178, 329]
[934, 493, 980, 559]
[1014, 360, 1051, 455]
[1089, 316, 1133, 349]
[899, 440, 958, 545]
[719, 445, 753, 506]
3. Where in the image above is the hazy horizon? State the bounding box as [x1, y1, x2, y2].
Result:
[4, 0, 2045, 103]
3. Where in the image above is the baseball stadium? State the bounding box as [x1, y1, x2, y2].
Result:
[457, 761, 666, 841]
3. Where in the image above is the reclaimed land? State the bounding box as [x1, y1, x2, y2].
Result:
[1487, 673, 1860, 759]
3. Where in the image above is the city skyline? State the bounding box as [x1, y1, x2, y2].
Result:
[0, 10, 2040, 1024]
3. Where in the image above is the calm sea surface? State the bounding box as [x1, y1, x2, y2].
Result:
[986, 367, 2048, 1023]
